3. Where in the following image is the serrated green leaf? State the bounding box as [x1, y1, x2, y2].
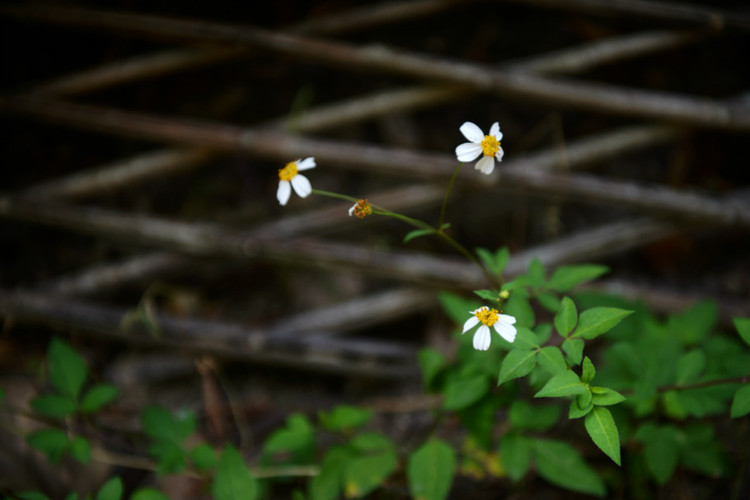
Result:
[418, 348, 446, 390]
[536, 292, 561, 312]
[554, 297, 577, 337]
[80, 384, 118, 413]
[407, 439, 456, 500]
[443, 375, 489, 410]
[48, 338, 87, 400]
[473, 289, 499, 301]
[96, 477, 123, 500]
[512, 327, 540, 350]
[572, 307, 633, 339]
[585, 407, 621, 465]
[69, 436, 90, 464]
[591, 387, 626, 406]
[498, 350, 538, 386]
[676, 350, 706, 384]
[546, 265, 609, 292]
[319, 405, 372, 432]
[537, 346, 567, 375]
[403, 228, 435, 243]
[733, 317, 750, 347]
[190, 443, 217, 471]
[31, 394, 76, 419]
[500, 433, 532, 481]
[561, 338, 584, 366]
[532, 439, 606, 496]
[581, 357, 596, 384]
[26, 428, 69, 463]
[731, 384, 750, 418]
[344, 450, 397, 498]
[508, 401, 560, 431]
[212, 445, 258, 500]
[310, 447, 349, 500]
[131, 489, 169, 500]
[535, 371, 587, 398]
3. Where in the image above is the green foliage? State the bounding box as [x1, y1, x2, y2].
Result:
[212, 445, 259, 500]
[546, 264, 609, 292]
[443, 375, 489, 410]
[95, 477, 123, 500]
[26, 428, 70, 463]
[131, 489, 170, 500]
[319, 405, 372, 432]
[189, 443, 218, 471]
[407, 439, 456, 500]
[730, 384, 750, 418]
[141, 405, 197, 474]
[498, 350, 538, 385]
[263, 413, 315, 464]
[80, 384, 119, 413]
[584, 407, 621, 465]
[476, 246, 510, 277]
[535, 371, 587, 398]
[735, 317, 750, 347]
[418, 348, 446, 389]
[48, 338, 87, 400]
[554, 297, 577, 337]
[500, 433, 533, 481]
[532, 439, 606, 496]
[572, 307, 633, 339]
[31, 394, 76, 419]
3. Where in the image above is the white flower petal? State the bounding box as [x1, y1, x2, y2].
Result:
[473, 325, 491, 351]
[459, 122, 484, 143]
[494, 321, 517, 343]
[475, 156, 495, 175]
[297, 157, 316, 171]
[277, 180, 291, 205]
[499, 314, 516, 325]
[489, 122, 500, 137]
[495, 147, 504, 162]
[348, 204, 356, 216]
[456, 143, 482, 162]
[463, 315, 480, 333]
[291, 174, 312, 198]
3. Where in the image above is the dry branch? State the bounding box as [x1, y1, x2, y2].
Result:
[3, 5, 748, 130]
[5, 96, 746, 227]
[0, 289, 418, 378]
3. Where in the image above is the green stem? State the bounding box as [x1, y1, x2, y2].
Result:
[311, 189, 360, 203]
[438, 163, 463, 230]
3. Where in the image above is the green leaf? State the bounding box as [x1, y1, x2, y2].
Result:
[417, 348, 446, 389]
[500, 433, 533, 481]
[546, 265, 609, 292]
[591, 387, 626, 406]
[503, 293, 535, 328]
[537, 346, 567, 375]
[730, 384, 750, 418]
[407, 439, 456, 500]
[15, 493, 51, 500]
[473, 289, 499, 301]
[734, 317, 750, 347]
[263, 414, 314, 460]
[344, 450, 397, 498]
[320, 405, 372, 432]
[669, 301, 717, 345]
[131, 489, 170, 500]
[212, 445, 258, 500]
[581, 356, 596, 384]
[477, 247, 502, 276]
[443, 375, 489, 410]
[676, 350, 705, 384]
[584, 407, 621, 465]
[148, 441, 186, 474]
[96, 477, 123, 500]
[309, 447, 349, 500]
[640, 427, 679, 484]
[69, 436, 91, 464]
[494, 247, 510, 276]
[0, 387, 4, 403]
[508, 401, 560, 432]
[512, 327, 540, 350]
[572, 307, 633, 339]
[437, 292, 479, 326]
[48, 338, 87, 400]
[532, 439, 606, 496]
[26, 428, 69, 463]
[142, 406, 196, 445]
[31, 394, 76, 419]
[190, 443, 218, 471]
[535, 371, 587, 398]
[80, 384, 119, 413]
[536, 292, 561, 312]
[498, 350, 538, 385]
[349, 432, 394, 453]
[569, 396, 594, 419]
[403, 228, 435, 243]
[554, 297, 578, 337]
[561, 338, 584, 365]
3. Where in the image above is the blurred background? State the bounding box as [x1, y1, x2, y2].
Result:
[1, 0, 749, 498]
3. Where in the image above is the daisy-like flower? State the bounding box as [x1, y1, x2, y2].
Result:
[277, 157, 316, 206]
[455, 122, 504, 175]
[348, 199, 373, 219]
[462, 306, 517, 351]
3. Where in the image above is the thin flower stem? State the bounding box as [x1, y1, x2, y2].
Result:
[311, 188, 360, 203]
[438, 163, 463, 230]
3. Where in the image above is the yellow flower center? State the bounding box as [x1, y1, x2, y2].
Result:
[480, 135, 500, 157]
[353, 199, 373, 219]
[475, 307, 499, 326]
[278, 161, 298, 181]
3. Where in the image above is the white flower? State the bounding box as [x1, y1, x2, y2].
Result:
[462, 306, 516, 351]
[277, 157, 316, 205]
[455, 121, 504, 175]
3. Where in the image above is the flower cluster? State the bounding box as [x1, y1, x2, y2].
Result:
[348, 199, 373, 219]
